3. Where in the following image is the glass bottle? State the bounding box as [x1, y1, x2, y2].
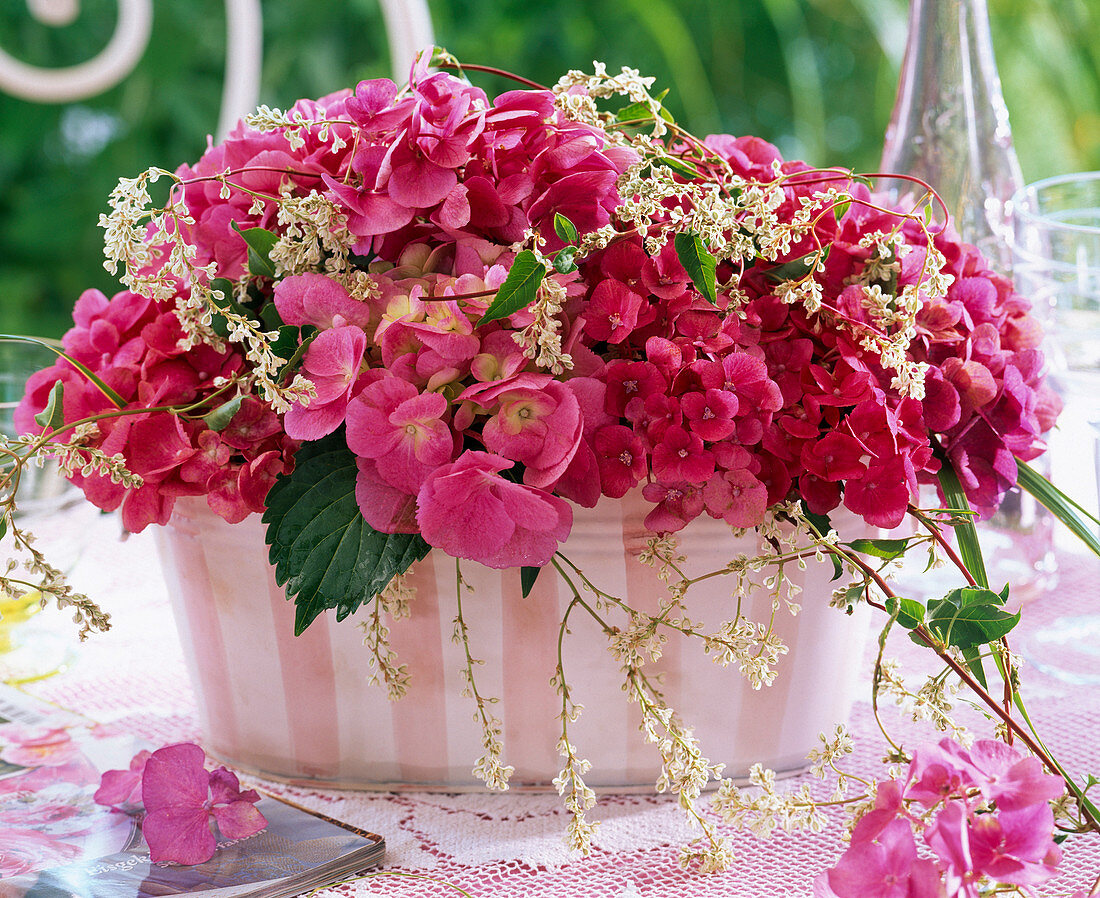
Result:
[880, 0, 1056, 603]
[880, 0, 1022, 270]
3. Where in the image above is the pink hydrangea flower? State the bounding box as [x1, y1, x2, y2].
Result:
[346, 375, 455, 494]
[283, 325, 367, 441]
[139, 743, 266, 865]
[415, 451, 572, 568]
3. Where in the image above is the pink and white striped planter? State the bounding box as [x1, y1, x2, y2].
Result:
[154, 493, 871, 790]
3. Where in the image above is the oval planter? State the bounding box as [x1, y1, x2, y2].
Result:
[154, 493, 871, 790]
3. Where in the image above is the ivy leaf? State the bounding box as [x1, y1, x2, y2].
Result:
[553, 213, 579, 245]
[231, 222, 278, 279]
[202, 395, 243, 432]
[33, 380, 64, 432]
[479, 250, 546, 325]
[263, 431, 431, 635]
[846, 537, 913, 561]
[521, 566, 541, 598]
[674, 232, 717, 304]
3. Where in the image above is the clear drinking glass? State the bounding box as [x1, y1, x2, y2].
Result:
[1010, 173, 1100, 684]
[0, 340, 86, 682]
[1010, 173, 1100, 524]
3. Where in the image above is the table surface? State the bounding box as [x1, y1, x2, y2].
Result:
[17, 507, 1100, 898]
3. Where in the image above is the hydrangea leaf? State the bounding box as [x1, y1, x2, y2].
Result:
[272, 325, 316, 382]
[479, 250, 546, 325]
[231, 221, 278, 279]
[673, 232, 717, 304]
[263, 431, 430, 635]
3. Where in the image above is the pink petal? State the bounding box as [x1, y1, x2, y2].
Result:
[141, 742, 210, 813]
[284, 399, 352, 441]
[212, 801, 268, 840]
[388, 156, 458, 208]
[94, 767, 144, 807]
[143, 806, 217, 865]
[439, 184, 471, 230]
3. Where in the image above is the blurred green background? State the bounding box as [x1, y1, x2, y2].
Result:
[1, 0, 1097, 338]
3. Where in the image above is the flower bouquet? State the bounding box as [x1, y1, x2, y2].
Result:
[5, 48, 1100, 891]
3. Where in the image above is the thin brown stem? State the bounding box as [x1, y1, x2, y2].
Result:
[434, 61, 546, 90]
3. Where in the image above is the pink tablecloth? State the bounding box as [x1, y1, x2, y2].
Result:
[22, 512, 1100, 897]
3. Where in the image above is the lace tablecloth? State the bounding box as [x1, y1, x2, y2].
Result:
[21, 512, 1100, 897]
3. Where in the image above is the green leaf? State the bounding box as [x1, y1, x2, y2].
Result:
[231, 221, 278, 279]
[263, 431, 431, 634]
[655, 155, 704, 180]
[202, 395, 243, 432]
[521, 566, 541, 598]
[798, 502, 842, 581]
[0, 336, 126, 410]
[925, 597, 1020, 650]
[0, 514, 7, 543]
[615, 92, 673, 125]
[674, 232, 717, 304]
[553, 213, 579, 245]
[259, 301, 285, 331]
[271, 325, 316, 382]
[207, 278, 244, 339]
[763, 247, 828, 282]
[1017, 457, 1100, 558]
[937, 460, 989, 588]
[885, 596, 925, 630]
[552, 247, 577, 274]
[941, 586, 1008, 608]
[846, 537, 913, 561]
[33, 380, 64, 432]
[479, 250, 546, 325]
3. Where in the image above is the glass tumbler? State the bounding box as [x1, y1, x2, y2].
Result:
[1010, 173, 1100, 683]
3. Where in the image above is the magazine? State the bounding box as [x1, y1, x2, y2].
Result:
[0, 686, 384, 897]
